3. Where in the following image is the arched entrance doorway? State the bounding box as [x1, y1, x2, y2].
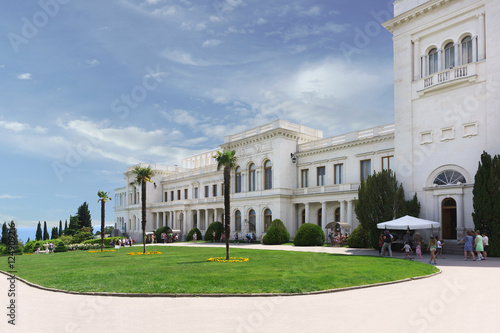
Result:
[442, 198, 457, 239]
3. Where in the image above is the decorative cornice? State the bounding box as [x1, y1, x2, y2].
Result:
[384, 0, 453, 32]
[221, 128, 318, 150]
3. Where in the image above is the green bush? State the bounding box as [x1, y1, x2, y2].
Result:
[83, 237, 124, 246]
[73, 232, 93, 244]
[347, 225, 371, 248]
[154, 226, 172, 242]
[293, 223, 325, 246]
[57, 235, 75, 245]
[263, 219, 290, 245]
[186, 228, 202, 241]
[204, 222, 224, 242]
[23, 239, 62, 253]
[54, 242, 68, 253]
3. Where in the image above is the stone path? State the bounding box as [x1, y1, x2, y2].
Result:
[1, 244, 498, 333]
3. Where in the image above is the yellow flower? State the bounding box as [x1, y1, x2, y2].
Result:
[206, 257, 249, 263]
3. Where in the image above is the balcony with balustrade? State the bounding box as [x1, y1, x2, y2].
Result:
[417, 62, 479, 95]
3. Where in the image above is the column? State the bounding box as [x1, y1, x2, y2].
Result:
[321, 202, 327, 230]
[421, 55, 427, 78]
[340, 201, 346, 222]
[170, 211, 175, 229]
[347, 200, 353, 227]
[437, 48, 442, 72]
[477, 13, 485, 61]
[305, 203, 310, 224]
[472, 36, 477, 63]
[456, 195, 464, 239]
[205, 209, 210, 226]
[454, 43, 459, 68]
[162, 212, 166, 227]
[413, 39, 420, 80]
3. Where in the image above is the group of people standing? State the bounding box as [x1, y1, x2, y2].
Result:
[457, 230, 488, 261]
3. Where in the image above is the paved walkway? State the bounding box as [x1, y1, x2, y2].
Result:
[1, 244, 499, 333]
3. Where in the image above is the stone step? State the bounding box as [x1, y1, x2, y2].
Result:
[440, 240, 466, 255]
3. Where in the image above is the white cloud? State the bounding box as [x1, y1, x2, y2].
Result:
[161, 49, 199, 65]
[152, 5, 177, 15]
[0, 120, 47, 133]
[281, 22, 346, 42]
[302, 6, 321, 16]
[0, 65, 5, 68]
[85, 59, 100, 67]
[202, 39, 222, 48]
[161, 109, 199, 127]
[17, 73, 32, 80]
[0, 194, 23, 199]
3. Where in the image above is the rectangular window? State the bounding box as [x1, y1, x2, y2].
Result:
[177, 189, 181, 200]
[212, 184, 217, 197]
[221, 184, 224, 196]
[382, 156, 394, 171]
[317, 166, 325, 186]
[184, 188, 188, 199]
[360, 160, 371, 181]
[301, 169, 309, 188]
[194, 187, 198, 199]
[164, 192, 168, 202]
[170, 191, 174, 201]
[205, 185, 209, 198]
[334, 163, 343, 184]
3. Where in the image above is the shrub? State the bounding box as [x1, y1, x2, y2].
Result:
[186, 228, 202, 241]
[293, 223, 325, 246]
[57, 235, 75, 245]
[54, 242, 68, 253]
[73, 232, 93, 244]
[83, 237, 123, 246]
[347, 225, 371, 248]
[263, 219, 290, 245]
[154, 226, 172, 243]
[204, 222, 224, 242]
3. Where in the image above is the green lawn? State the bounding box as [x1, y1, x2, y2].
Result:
[6, 246, 438, 294]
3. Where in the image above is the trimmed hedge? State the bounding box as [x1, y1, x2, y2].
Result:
[263, 219, 290, 245]
[293, 223, 325, 246]
[186, 228, 202, 241]
[54, 242, 68, 253]
[347, 225, 372, 248]
[83, 237, 125, 246]
[23, 239, 62, 253]
[204, 222, 224, 242]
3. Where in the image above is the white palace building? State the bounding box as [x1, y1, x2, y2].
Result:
[114, 0, 500, 242]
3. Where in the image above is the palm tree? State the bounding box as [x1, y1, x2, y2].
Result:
[131, 165, 154, 254]
[214, 150, 237, 260]
[97, 190, 112, 252]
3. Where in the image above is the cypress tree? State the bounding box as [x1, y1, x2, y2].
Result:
[355, 169, 420, 248]
[43, 221, 50, 241]
[51, 227, 59, 240]
[76, 202, 92, 231]
[64, 220, 68, 235]
[36, 221, 42, 241]
[1, 222, 8, 245]
[59, 220, 63, 237]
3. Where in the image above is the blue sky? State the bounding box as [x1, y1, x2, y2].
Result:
[0, 0, 395, 235]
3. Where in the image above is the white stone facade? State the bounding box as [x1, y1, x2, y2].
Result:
[114, 0, 500, 241]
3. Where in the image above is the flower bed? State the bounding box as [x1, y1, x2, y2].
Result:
[88, 250, 116, 253]
[206, 257, 249, 263]
[126, 251, 162, 256]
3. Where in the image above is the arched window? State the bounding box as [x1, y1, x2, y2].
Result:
[249, 163, 256, 191]
[428, 48, 438, 74]
[433, 170, 466, 186]
[335, 207, 340, 222]
[264, 209, 272, 232]
[264, 160, 272, 190]
[235, 166, 242, 193]
[235, 210, 241, 232]
[249, 209, 256, 232]
[444, 42, 454, 69]
[461, 36, 473, 64]
[317, 208, 322, 226]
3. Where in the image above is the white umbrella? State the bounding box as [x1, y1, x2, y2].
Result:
[377, 215, 441, 230]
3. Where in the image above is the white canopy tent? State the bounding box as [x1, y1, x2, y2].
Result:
[377, 215, 441, 230]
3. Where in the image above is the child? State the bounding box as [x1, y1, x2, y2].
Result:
[402, 242, 413, 259]
[436, 238, 444, 259]
[415, 241, 423, 259]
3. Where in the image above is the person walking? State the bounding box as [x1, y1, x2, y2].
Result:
[474, 230, 484, 261]
[482, 233, 489, 259]
[427, 235, 438, 265]
[381, 230, 392, 257]
[458, 230, 475, 261]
